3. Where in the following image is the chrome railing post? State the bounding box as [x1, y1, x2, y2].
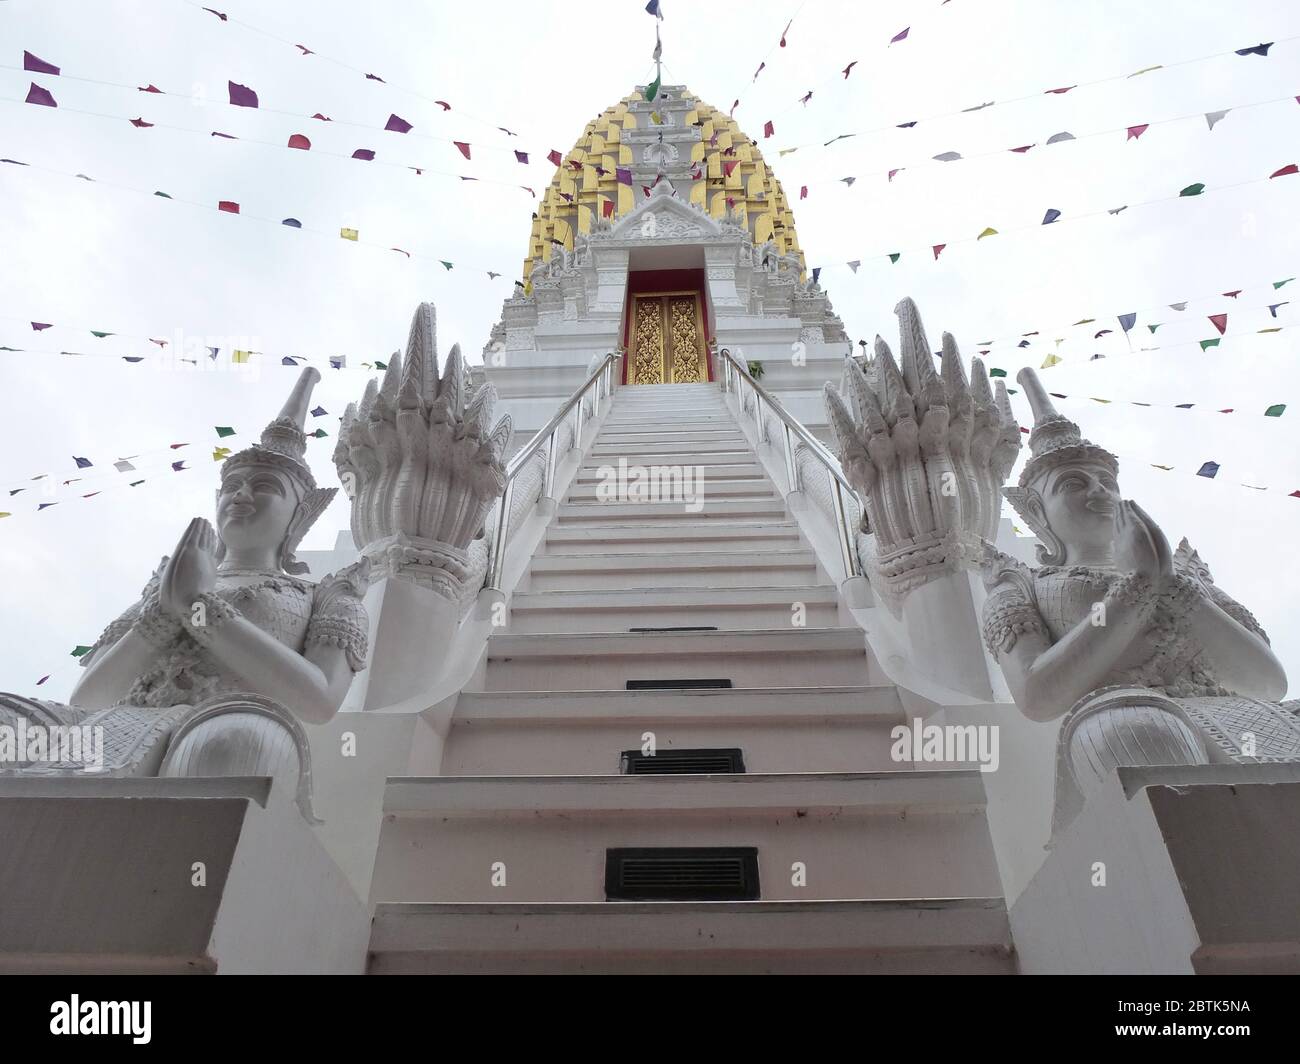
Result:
[485, 479, 515, 593]
[830, 478, 860, 581]
[782, 422, 799, 494]
[543, 431, 558, 500]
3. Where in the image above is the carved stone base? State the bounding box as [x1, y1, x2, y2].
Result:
[361, 532, 489, 608]
[860, 529, 992, 619]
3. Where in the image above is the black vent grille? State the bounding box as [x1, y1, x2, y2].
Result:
[628, 626, 719, 633]
[605, 847, 760, 901]
[626, 678, 733, 690]
[620, 748, 746, 774]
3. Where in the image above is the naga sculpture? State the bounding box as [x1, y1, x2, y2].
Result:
[333, 302, 512, 609]
[983, 367, 1299, 830]
[0, 367, 371, 819]
[823, 297, 1021, 611]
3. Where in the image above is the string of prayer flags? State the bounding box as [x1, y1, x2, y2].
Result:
[26, 83, 57, 107]
[228, 81, 258, 108]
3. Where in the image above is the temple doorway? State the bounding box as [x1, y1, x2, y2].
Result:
[622, 268, 713, 386]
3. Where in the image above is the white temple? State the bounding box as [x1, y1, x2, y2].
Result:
[2, 81, 1298, 976]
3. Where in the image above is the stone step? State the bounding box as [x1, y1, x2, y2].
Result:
[484, 627, 880, 689]
[525, 549, 819, 592]
[597, 426, 742, 440]
[573, 462, 765, 484]
[368, 772, 1003, 905]
[563, 478, 779, 504]
[506, 583, 839, 633]
[589, 439, 751, 457]
[557, 499, 788, 523]
[545, 520, 803, 553]
[579, 449, 759, 470]
[445, 685, 905, 774]
[368, 899, 1016, 974]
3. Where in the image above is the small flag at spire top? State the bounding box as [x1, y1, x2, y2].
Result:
[645, 0, 663, 18]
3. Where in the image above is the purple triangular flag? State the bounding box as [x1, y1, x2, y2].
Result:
[228, 81, 258, 108]
[23, 51, 60, 76]
[384, 113, 412, 133]
[25, 82, 56, 107]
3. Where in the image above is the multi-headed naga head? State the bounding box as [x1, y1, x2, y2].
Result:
[334, 303, 512, 552]
[824, 297, 1021, 552]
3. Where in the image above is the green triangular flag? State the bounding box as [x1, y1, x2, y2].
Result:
[643, 75, 661, 102]
[1006, 388, 1018, 395]
[90, 331, 113, 338]
[153, 190, 172, 198]
[1179, 183, 1206, 197]
[70, 645, 93, 658]
[1199, 338, 1221, 351]
[1147, 324, 1161, 333]
[888, 253, 901, 263]
[988, 368, 1007, 377]
[440, 261, 453, 271]
[1274, 278, 1295, 290]
[215, 426, 236, 438]
[374, 359, 387, 370]
[312, 428, 328, 438]
[1265, 403, 1286, 417]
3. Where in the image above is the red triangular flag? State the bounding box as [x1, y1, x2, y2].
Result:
[130, 117, 154, 128]
[138, 84, 164, 93]
[1126, 124, 1149, 140]
[602, 199, 615, 218]
[1209, 313, 1228, 335]
[454, 141, 471, 160]
[1270, 164, 1299, 178]
[932, 244, 946, 260]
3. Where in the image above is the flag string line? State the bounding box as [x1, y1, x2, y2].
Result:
[792, 92, 1300, 189]
[0, 62, 552, 165]
[765, 34, 1300, 155]
[0, 150, 520, 278]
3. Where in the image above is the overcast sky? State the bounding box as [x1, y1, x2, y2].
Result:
[3, 0, 1299, 700]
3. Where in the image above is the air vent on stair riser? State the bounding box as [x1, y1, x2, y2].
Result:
[605, 848, 760, 901]
[620, 748, 745, 774]
[626, 679, 732, 690]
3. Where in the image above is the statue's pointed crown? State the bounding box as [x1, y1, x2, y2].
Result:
[222, 366, 322, 490]
[1014, 366, 1118, 488]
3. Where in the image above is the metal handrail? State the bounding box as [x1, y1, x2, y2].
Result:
[716, 347, 863, 581]
[484, 352, 619, 592]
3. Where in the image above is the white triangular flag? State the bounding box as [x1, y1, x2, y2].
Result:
[847, 260, 861, 273]
[1204, 109, 1230, 131]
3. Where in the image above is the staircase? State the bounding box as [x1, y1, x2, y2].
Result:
[367, 382, 1015, 974]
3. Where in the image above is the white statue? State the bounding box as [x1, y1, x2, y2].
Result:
[0, 367, 370, 818]
[983, 367, 1298, 830]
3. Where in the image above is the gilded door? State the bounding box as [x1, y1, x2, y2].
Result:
[629, 292, 708, 385]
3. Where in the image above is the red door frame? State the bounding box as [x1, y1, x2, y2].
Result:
[620, 268, 713, 384]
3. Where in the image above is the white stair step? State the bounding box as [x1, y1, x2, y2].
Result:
[526, 549, 818, 592]
[454, 684, 903, 724]
[484, 627, 880, 688]
[368, 899, 1016, 974]
[579, 450, 758, 469]
[590, 439, 751, 457]
[574, 462, 764, 484]
[507, 583, 839, 632]
[557, 499, 788, 523]
[545, 521, 803, 553]
[564, 479, 778, 503]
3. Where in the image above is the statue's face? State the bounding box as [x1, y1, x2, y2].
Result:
[1036, 461, 1121, 555]
[216, 464, 300, 556]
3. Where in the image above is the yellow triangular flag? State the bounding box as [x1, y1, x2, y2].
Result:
[232, 350, 252, 364]
[213, 446, 232, 461]
[779, 148, 799, 157]
[1041, 354, 1062, 368]
[340, 227, 359, 241]
[977, 227, 998, 240]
